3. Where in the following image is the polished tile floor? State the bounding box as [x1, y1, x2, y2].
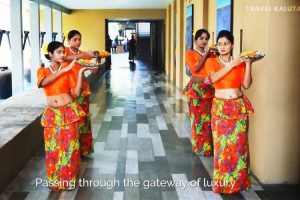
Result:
[0, 53, 299, 200]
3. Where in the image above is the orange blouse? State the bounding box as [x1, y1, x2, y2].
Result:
[185, 50, 215, 76]
[37, 67, 77, 96]
[205, 57, 246, 89]
[64, 47, 91, 96]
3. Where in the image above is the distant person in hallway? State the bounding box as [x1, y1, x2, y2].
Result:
[182, 29, 216, 156]
[128, 35, 136, 62]
[64, 30, 98, 157]
[114, 35, 119, 53]
[37, 41, 92, 191]
[204, 30, 260, 194]
[124, 36, 128, 52]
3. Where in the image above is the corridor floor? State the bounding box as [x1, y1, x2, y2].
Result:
[0, 53, 298, 200]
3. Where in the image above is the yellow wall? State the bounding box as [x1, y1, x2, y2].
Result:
[40, 10, 44, 31]
[165, 0, 300, 184]
[235, 0, 300, 184]
[233, 0, 270, 183]
[62, 9, 165, 51]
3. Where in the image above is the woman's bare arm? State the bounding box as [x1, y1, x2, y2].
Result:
[64, 51, 95, 62]
[242, 60, 252, 89]
[209, 56, 243, 83]
[39, 60, 76, 87]
[73, 67, 92, 96]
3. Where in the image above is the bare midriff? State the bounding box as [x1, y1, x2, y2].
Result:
[190, 75, 205, 83]
[214, 88, 243, 99]
[46, 93, 73, 108]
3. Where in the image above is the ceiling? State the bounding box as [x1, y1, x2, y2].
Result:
[48, 0, 172, 9]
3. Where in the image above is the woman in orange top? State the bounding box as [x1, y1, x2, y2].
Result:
[205, 30, 257, 194]
[37, 41, 92, 191]
[64, 30, 98, 157]
[182, 29, 215, 156]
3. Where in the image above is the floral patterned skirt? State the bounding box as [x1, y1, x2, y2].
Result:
[82, 80, 92, 96]
[188, 97, 213, 155]
[182, 81, 214, 99]
[211, 96, 254, 194]
[41, 101, 85, 191]
[183, 81, 214, 155]
[76, 95, 94, 156]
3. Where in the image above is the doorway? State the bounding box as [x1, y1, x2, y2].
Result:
[105, 19, 165, 72]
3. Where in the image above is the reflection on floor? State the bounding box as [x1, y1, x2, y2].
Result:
[0, 53, 299, 200]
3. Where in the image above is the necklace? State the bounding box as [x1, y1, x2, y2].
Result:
[218, 55, 232, 67]
[48, 65, 62, 73]
[69, 46, 80, 55]
[194, 48, 206, 56]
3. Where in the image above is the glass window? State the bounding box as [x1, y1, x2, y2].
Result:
[0, 0, 11, 69]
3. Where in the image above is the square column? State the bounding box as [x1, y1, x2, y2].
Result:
[10, 0, 24, 95]
[30, 1, 40, 87]
[54, 10, 62, 42]
[44, 6, 52, 44]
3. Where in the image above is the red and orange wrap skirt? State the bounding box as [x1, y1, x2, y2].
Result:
[211, 96, 254, 194]
[74, 80, 94, 156]
[183, 81, 215, 156]
[41, 101, 85, 191]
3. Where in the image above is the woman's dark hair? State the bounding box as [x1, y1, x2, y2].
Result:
[68, 30, 81, 40]
[194, 29, 210, 40]
[45, 41, 64, 60]
[217, 30, 234, 44]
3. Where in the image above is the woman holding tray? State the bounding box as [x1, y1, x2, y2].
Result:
[204, 30, 261, 194]
[64, 30, 98, 157]
[37, 41, 92, 191]
[182, 29, 216, 156]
